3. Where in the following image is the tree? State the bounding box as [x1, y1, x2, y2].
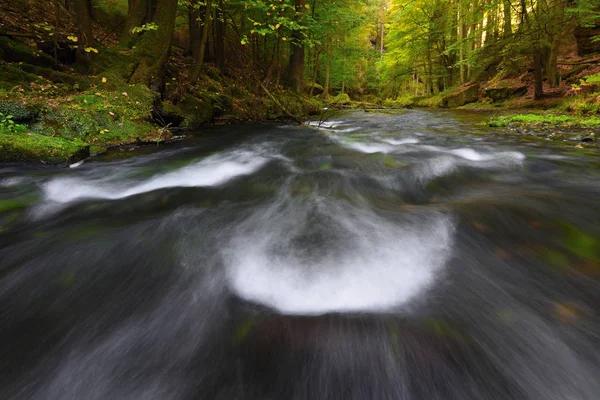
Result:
[129, 0, 178, 91]
[121, 0, 153, 47]
[286, 0, 307, 93]
[73, 0, 94, 50]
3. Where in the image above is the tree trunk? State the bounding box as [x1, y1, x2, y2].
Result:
[547, 37, 560, 87]
[215, 0, 225, 72]
[323, 39, 331, 99]
[129, 0, 178, 92]
[190, 0, 213, 82]
[121, 0, 152, 48]
[309, 48, 321, 97]
[503, 0, 512, 37]
[458, 0, 467, 83]
[74, 0, 94, 49]
[189, 1, 202, 61]
[533, 49, 543, 100]
[287, 0, 306, 93]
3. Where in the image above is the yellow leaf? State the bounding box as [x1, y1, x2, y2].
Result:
[101, 77, 107, 83]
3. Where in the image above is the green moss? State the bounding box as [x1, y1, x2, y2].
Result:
[489, 113, 600, 129]
[383, 95, 414, 108]
[0, 63, 45, 91]
[0, 130, 89, 163]
[0, 37, 58, 69]
[178, 94, 213, 128]
[330, 93, 351, 106]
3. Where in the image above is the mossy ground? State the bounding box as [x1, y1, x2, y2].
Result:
[489, 113, 600, 129]
[0, 128, 89, 164]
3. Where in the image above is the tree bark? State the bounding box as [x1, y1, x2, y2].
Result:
[129, 0, 177, 92]
[533, 49, 543, 100]
[120, 0, 152, 47]
[74, 0, 94, 49]
[215, 0, 225, 72]
[503, 0, 512, 37]
[190, 0, 213, 82]
[287, 0, 306, 93]
[189, 1, 202, 61]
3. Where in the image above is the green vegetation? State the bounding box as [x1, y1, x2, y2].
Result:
[1, 0, 600, 163]
[489, 114, 600, 129]
[0, 130, 89, 164]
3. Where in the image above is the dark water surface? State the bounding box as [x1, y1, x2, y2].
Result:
[1, 110, 600, 399]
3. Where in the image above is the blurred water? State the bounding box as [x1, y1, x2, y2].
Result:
[1, 109, 599, 399]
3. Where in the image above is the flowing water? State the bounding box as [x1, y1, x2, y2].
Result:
[1, 109, 600, 400]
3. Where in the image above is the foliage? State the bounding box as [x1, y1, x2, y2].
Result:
[0, 112, 27, 133]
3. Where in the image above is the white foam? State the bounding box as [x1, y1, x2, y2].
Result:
[380, 137, 420, 145]
[0, 177, 26, 187]
[224, 197, 454, 314]
[44, 149, 271, 203]
[343, 142, 395, 154]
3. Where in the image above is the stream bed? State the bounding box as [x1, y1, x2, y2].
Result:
[1, 109, 599, 400]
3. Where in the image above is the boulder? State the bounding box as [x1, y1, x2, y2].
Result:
[304, 83, 324, 96]
[441, 84, 479, 108]
[484, 85, 528, 101]
[575, 26, 600, 56]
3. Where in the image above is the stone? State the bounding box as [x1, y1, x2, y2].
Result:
[484, 86, 528, 101]
[304, 83, 324, 96]
[441, 84, 479, 108]
[575, 26, 600, 56]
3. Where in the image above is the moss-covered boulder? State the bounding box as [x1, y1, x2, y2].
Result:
[484, 85, 527, 102]
[330, 93, 351, 107]
[304, 83, 324, 96]
[0, 37, 58, 70]
[178, 95, 214, 129]
[0, 132, 89, 164]
[441, 84, 479, 108]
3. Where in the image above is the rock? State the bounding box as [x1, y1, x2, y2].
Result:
[304, 83, 324, 96]
[153, 101, 185, 127]
[441, 84, 479, 108]
[581, 137, 595, 143]
[330, 93, 351, 106]
[575, 25, 600, 56]
[484, 85, 528, 102]
[0, 37, 58, 70]
[177, 94, 214, 129]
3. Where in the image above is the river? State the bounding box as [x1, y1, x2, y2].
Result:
[1, 109, 599, 400]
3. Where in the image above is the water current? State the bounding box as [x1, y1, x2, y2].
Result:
[1, 109, 599, 399]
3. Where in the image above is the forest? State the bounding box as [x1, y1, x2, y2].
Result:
[2, 2, 600, 398]
[0, 0, 599, 162]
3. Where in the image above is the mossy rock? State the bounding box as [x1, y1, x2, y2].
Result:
[0, 37, 58, 70]
[484, 85, 527, 102]
[14, 63, 92, 91]
[330, 93, 351, 106]
[303, 97, 324, 115]
[442, 84, 479, 108]
[88, 47, 137, 78]
[0, 102, 44, 124]
[304, 83, 324, 96]
[0, 63, 45, 91]
[155, 101, 185, 127]
[0, 132, 89, 164]
[178, 94, 214, 129]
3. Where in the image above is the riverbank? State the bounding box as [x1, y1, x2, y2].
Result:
[0, 39, 323, 165]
